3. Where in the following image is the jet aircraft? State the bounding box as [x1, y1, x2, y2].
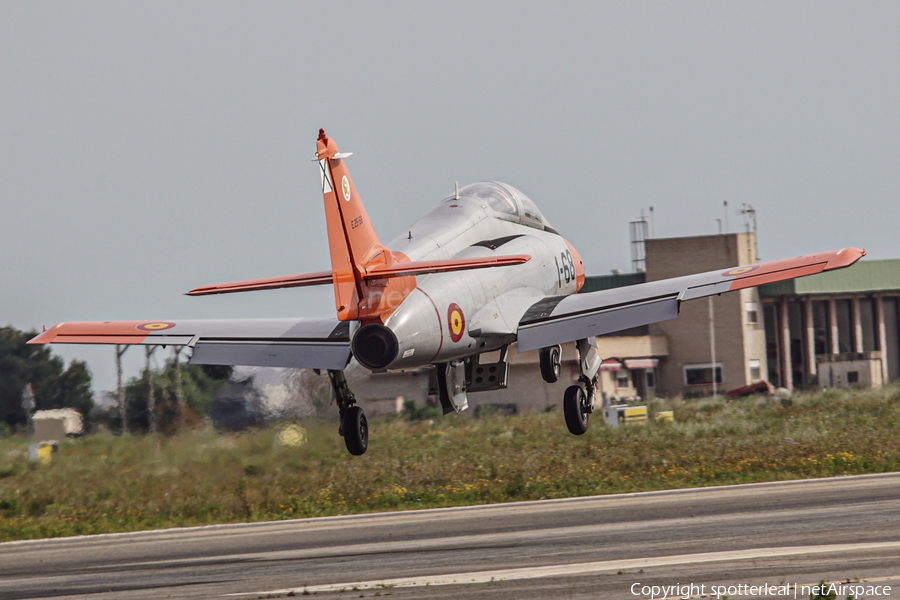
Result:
[30, 129, 864, 455]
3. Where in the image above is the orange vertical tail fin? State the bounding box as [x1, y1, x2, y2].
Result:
[316, 129, 413, 322]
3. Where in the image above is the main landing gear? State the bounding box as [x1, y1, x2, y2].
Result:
[542, 338, 601, 436]
[327, 370, 368, 455]
[539, 345, 561, 383]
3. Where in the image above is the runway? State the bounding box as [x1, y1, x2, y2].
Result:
[2, 473, 900, 599]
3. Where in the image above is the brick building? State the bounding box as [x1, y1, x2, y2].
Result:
[645, 232, 766, 396]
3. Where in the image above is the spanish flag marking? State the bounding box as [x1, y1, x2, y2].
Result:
[136, 322, 176, 332]
[722, 264, 761, 277]
[447, 303, 465, 343]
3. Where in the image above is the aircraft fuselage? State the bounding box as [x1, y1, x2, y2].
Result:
[352, 184, 584, 372]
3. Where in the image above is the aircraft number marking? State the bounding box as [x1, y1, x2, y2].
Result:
[351, 216, 363, 229]
[558, 250, 575, 285]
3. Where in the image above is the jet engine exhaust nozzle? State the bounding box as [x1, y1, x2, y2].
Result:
[352, 323, 399, 370]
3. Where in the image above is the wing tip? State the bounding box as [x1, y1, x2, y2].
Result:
[28, 328, 56, 344]
[187, 284, 227, 296]
[826, 247, 866, 271]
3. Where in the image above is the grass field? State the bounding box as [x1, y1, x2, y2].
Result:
[2, 384, 900, 542]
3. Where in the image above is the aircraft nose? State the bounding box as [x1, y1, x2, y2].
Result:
[564, 238, 585, 292]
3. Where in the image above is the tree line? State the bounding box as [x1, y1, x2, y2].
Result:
[0, 325, 232, 434]
[0, 326, 92, 430]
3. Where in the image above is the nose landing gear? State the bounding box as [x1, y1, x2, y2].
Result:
[563, 384, 589, 434]
[328, 370, 368, 455]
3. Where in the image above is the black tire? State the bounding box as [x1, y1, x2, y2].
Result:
[563, 385, 589, 435]
[539, 345, 561, 384]
[343, 405, 369, 455]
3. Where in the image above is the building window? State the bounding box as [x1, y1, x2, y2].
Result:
[617, 372, 630, 388]
[848, 371, 859, 384]
[836, 299, 854, 353]
[745, 302, 759, 324]
[684, 364, 723, 386]
[884, 297, 900, 380]
[764, 303, 781, 386]
[749, 359, 761, 381]
[859, 298, 877, 352]
[646, 369, 656, 388]
[812, 300, 830, 356]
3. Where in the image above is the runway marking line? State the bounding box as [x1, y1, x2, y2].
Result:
[226, 540, 900, 596]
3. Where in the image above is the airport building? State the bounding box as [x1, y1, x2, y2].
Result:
[576, 234, 900, 397]
[758, 259, 900, 391]
[357, 232, 900, 414]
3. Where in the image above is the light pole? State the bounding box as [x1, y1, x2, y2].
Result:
[709, 296, 718, 400]
[145, 346, 157, 434]
[116, 345, 129, 434]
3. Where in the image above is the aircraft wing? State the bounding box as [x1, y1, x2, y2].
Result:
[516, 247, 865, 352]
[28, 318, 351, 370]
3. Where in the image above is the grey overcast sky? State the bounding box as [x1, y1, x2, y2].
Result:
[2, 2, 899, 392]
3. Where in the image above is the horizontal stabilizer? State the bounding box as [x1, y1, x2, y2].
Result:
[187, 271, 334, 296]
[186, 256, 531, 296]
[363, 255, 531, 280]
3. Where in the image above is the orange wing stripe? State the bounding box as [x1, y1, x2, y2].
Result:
[187, 270, 334, 296]
[364, 255, 530, 280]
[28, 321, 156, 345]
[44, 335, 150, 344]
[727, 247, 865, 292]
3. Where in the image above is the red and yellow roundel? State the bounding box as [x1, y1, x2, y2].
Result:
[722, 264, 761, 277]
[136, 322, 176, 332]
[447, 303, 465, 343]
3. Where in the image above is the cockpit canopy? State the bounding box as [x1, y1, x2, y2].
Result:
[443, 181, 552, 230]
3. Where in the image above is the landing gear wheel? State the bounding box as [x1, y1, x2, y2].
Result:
[539, 345, 561, 383]
[563, 385, 589, 435]
[343, 405, 369, 455]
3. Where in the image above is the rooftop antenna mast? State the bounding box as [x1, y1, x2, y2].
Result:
[629, 210, 649, 273]
[739, 203, 757, 235]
